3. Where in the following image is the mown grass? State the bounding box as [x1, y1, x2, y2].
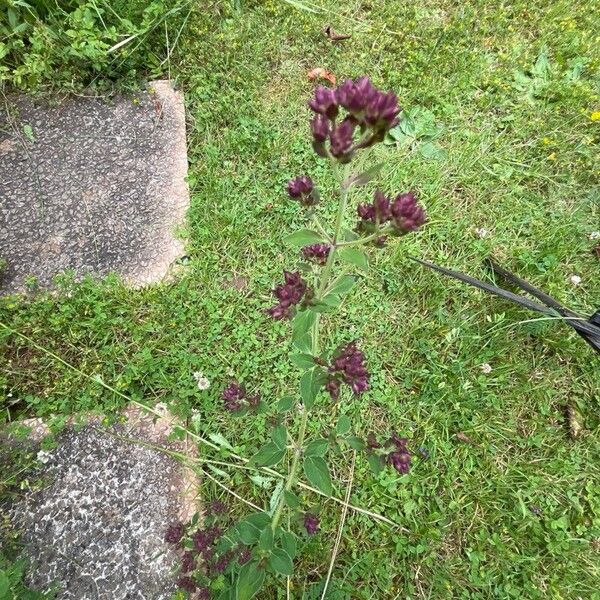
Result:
[1, 0, 600, 597]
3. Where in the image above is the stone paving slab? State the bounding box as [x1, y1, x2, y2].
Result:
[4, 404, 199, 599]
[0, 81, 188, 294]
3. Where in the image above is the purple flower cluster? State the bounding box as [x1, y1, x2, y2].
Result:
[165, 510, 251, 597]
[164, 522, 185, 544]
[267, 270, 310, 320]
[193, 525, 222, 555]
[222, 381, 260, 413]
[287, 175, 318, 206]
[358, 190, 426, 236]
[302, 243, 331, 265]
[366, 431, 413, 475]
[303, 513, 320, 535]
[309, 77, 401, 162]
[387, 433, 412, 474]
[325, 342, 369, 400]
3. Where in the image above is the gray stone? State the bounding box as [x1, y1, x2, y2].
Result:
[0, 81, 189, 294]
[7, 405, 199, 599]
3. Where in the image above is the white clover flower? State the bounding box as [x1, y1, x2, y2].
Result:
[569, 275, 581, 286]
[193, 371, 210, 391]
[475, 227, 489, 239]
[480, 363, 492, 374]
[37, 450, 52, 464]
[589, 231, 600, 240]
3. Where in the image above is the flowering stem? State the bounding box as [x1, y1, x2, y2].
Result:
[335, 225, 392, 248]
[271, 164, 350, 533]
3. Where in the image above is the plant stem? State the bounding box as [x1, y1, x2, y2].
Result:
[336, 225, 392, 248]
[271, 163, 350, 532]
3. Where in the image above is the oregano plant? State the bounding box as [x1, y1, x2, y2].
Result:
[166, 77, 427, 599]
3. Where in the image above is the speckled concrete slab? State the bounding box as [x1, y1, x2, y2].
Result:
[0, 81, 188, 294]
[7, 405, 199, 599]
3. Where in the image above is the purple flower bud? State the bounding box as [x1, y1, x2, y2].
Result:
[302, 243, 331, 265]
[208, 499, 228, 515]
[326, 342, 369, 399]
[177, 576, 197, 593]
[311, 114, 329, 142]
[267, 271, 309, 320]
[357, 203, 375, 221]
[181, 551, 196, 573]
[358, 190, 392, 225]
[308, 85, 338, 119]
[208, 551, 234, 576]
[390, 192, 427, 233]
[238, 546, 252, 565]
[336, 77, 376, 114]
[365, 90, 400, 129]
[287, 175, 314, 198]
[164, 522, 185, 545]
[386, 432, 412, 474]
[304, 513, 320, 535]
[197, 588, 211, 600]
[222, 381, 246, 412]
[329, 117, 356, 161]
[325, 378, 340, 400]
[388, 449, 411, 474]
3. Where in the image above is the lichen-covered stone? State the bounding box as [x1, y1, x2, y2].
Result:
[0, 81, 188, 294]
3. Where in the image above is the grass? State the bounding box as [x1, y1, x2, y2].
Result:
[1, 0, 600, 597]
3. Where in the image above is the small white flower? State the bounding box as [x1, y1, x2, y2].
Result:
[480, 363, 492, 374]
[475, 227, 489, 239]
[570, 275, 582, 286]
[37, 450, 52, 464]
[589, 231, 600, 240]
[193, 371, 211, 391]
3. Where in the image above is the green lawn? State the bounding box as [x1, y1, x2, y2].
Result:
[1, 0, 600, 598]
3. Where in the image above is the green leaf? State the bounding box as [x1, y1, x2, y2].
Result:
[292, 310, 316, 352]
[346, 436, 366, 450]
[343, 228, 360, 242]
[419, 141, 447, 160]
[303, 455, 332, 495]
[258, 526, 274, 551]
[22, 123, 35, 142]
[327, 274, 355, 297]
[312, 292, 344, 311]
[208, 432, 235, 451]
[305, 438, 329, 457]
[268, 548, 294, 576]
[289, 353, 315, 369]
[236, 561, 266, 600]
[292, 333, 312, 352]
[293, 309, 317, 337]
[283, 490, 301, 509]
[281, 531, 297, 560]
[283, 229, 324, 247]
[0, 571, 9, 597]
[300, 367, 325, 409]
[271, 425, 287, 449]
[246, 512, 272, 529]
[250, 442, 285, 467]
[336, 415, 351, 435]
[367, 453, 384, 475]
[338, 247, 369, 272]
[342, 162, 384, 188]
[277, 396, 295, 412]
[237, 512, 271, 544]
[269, 480, 285, 515]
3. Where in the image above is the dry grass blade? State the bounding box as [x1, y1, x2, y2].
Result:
[320, 451, 356, 599]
